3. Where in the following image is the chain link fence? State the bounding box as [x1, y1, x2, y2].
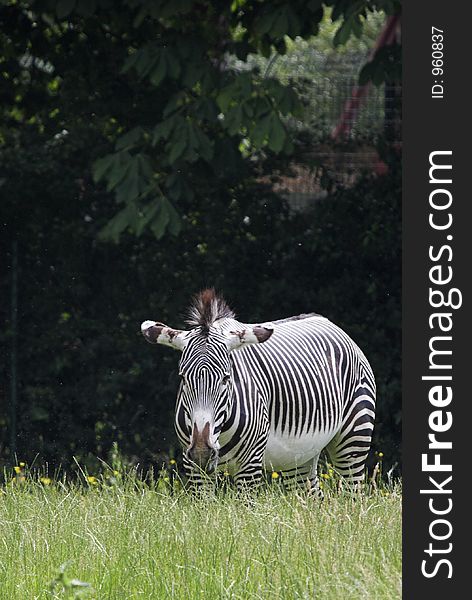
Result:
[238, 41, 401, 211]
[278, 49, 401, 210]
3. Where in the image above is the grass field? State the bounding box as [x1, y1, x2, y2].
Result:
[0, 470, 401, 600]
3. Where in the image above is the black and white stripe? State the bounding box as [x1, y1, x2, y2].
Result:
[142, 290, 376, 494]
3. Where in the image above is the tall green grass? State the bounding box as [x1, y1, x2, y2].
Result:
[0, 472, 401, 599]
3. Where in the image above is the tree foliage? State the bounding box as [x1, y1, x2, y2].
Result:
[1, 0, 400, 240]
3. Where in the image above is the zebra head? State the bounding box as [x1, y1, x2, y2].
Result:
[141, 289, 273, 472]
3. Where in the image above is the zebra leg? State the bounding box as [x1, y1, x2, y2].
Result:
[233, 404, 269, 492]
[326, 385, 375, 489]
[182, 454, 215, 493]
[233, 458, 264, 491]
[278, 461, 318, 495]
[307, 452, 324, 498]
[325, 438, 369, 492]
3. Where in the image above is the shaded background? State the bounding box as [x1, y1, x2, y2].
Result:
[1, 1, 401, 474]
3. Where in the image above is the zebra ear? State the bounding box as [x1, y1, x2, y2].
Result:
[225, 326, 274, 351]
[141, 320, 188, 351]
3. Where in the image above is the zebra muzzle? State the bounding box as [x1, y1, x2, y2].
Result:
[187, 422, 219, 472]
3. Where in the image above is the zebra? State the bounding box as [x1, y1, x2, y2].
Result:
[141, 289, 376, 494]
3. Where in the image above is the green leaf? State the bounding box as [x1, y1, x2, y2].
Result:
[163, 93, 184, 118]
[113, 154, 153, 204]
[115, 157, 140, 203]
[168, 139, 187, 164]
[333, 19, 352, 47]
[251, 112, 272, 148]
[56, 0, 76, 19]
[263, 80, 299, 115]
[124, 45, 160, 80]
[135, 202, 159, 236]
[137, 154, 153, 180]
[162, 197, 181, 236]
[286, 7, 302, 38]
[242, 100, 254, 118]
[121, 50, 140, 74]
[168, 125, 187, 164]
[194, 127, 213, 161]
[149, 201, 170, 239]
[256, 11, 278, 36]
[330, 2, 345, 22]
[271, 9, 289, 39]
[187, 123, 198, 150]
[92, 154, 114, 183]
[115, 127, 143, 151]
[352, 15, 363, 39]
[132, 7, 148, 28]
[182, 62, 205, 88]
[268, 114, 286, 153]
[193, 98, 218, 121]
[259, 38, 272, 59]
[216, 83, 238, 112]
[237, 73, 252, 98]
[252, 96, 271, 119]
[99, 203, 138, 242]
[152, 118, 176, 145]
[165, 50, 181, 79]
[224, 105, 244, 136]
[150, 54, 167, 86]
[106, 153, 132, 193]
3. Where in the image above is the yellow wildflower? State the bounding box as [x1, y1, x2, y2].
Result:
[40, 477, 52, 485]
[271, 471, 279, 480]
[19, 462, 26, 467]
[378, 452, 384, 458]
[223, 471, 230, 477]
[14, 466, 21, 474]
[169, 459, 176, 465]
[86, 476, 98, 485]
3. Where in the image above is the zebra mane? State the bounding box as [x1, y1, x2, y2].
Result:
[271, 312, 323, 324]
[186, 288, 235, 332]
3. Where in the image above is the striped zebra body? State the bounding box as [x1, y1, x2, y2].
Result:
[142, 290, 376, 493]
